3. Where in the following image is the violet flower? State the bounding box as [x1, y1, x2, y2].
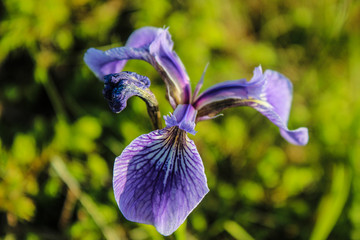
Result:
[84, 27, 308, 236]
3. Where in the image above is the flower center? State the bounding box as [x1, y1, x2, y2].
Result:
[164, 104, 197, 135]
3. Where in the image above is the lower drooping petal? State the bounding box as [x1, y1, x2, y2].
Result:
[194, 66, 308, 145]
[113, 127, 209, 236]
[257, 70, 309, 145]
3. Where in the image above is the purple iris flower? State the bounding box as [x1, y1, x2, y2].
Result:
[84, 27, 308, 236]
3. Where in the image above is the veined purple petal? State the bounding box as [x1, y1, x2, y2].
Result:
[193, 66, 265, 110]
[113, 127, 209, 236]
[164, 104, 197, 135]
[84, 27, 159, 80]
[84, 47, 151, 80]
[149, 29, 191, 106]
[194, 66, 309, 145]
[84, 27, 191, 107]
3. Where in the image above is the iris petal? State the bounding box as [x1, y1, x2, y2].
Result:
[149, 29, 191, 106]
[84, 47, 150, 80]
[103, 71, 152, 113]
[84, 27, 191, 107]
[194, 66, 308, 145]
[84, 27, 159, 79]
[113, 127, 209, 236]
[164, 104, 197, 135]
[103, 71, 161, 129]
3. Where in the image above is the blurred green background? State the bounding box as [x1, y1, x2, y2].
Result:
[0, 0, 359, 239]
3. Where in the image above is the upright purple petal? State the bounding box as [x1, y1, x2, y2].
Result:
[125, 26, 159, 48]
[113, 127, 209, 236]
[149, 29, 191, 105]
[84, 27, 191, 107]
[193, 66, 309, 145]
[164, 104, 197, 135]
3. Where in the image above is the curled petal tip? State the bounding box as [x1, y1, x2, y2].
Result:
[103, 72, 151, 113]
[280, 127, 309, 146]
[103, 71, 162, 129]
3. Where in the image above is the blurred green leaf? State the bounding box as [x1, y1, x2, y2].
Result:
[11, 134, 36, 165]
[87, 154, 110, 188]
[44, 176, 62, 197]
[74, 116, 102, 140]
[190, 213, 207, 232]
[239, 181, 264, 203]
[310, 164, 351, 240]
[174, 220, 187, 240]
[224, 220, 255, 240]
[13, 196, 36, 221]
[282, 167, 314, 196]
